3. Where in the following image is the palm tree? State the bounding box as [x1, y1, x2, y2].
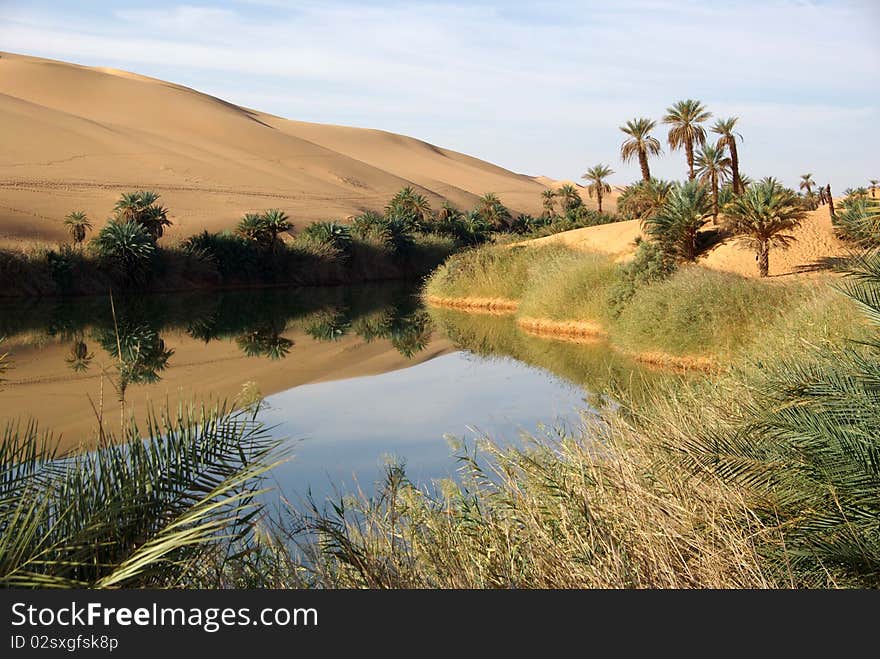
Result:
[476, 193, 511, 231]
[262, 208, 292, 251]
[870, 179, 878, 198]
[644, 180, 712, 262]
[65, 338, 94, 372]
[557, 184, 583, 214]
[826, 184, 836, 220]
[617, 178, 674, 221]
[541, 189, 557, 218]
[113, 191, 170, 242]
[799, 173, 816, 197]
[385, 187, 432, 232]
[619, 118, 662, 182]
[63, 211, 92, 247]
[92, 220, 156, 284]
[694, 144, 732, 224]
[581, 164, 614, 213]
[663, 99, 712, 180]
[722, 178, 806, 277]
[711, 118, 743, 194]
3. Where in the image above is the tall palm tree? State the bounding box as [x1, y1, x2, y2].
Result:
[63, 210, 92, 248]
[663, 99, 712, 180]
[870, 179, 878, 198]
[694, 144, 732, 224]
[799, 173, 816, 197]
[711, 117, 743, 194]
[722, 178, 806, 277]
[619, 118, 662, 182]
[557, 184, 582, 214]
[826, 184, 836, 220]
[541, 189, 557, 218]
[581, 164, 614, 213]
[644, 180, 712, 262]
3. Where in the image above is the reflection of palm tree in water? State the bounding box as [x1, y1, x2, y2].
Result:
[97, 322, 174, 403]
[235, 323, 293, 360]
[65, 334, 95, 373]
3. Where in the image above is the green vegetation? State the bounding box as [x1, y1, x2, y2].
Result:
[643, 180, 712, 262]
[723, 178, 807, 277]
[0, 406, 282, 588]
[834, 195, 880, 247]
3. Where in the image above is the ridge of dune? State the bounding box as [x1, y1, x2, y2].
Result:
[0, 51, 547, 245]
[522, 206, 848, 278]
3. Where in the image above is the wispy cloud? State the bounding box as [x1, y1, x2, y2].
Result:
[1, 0, 877, 186]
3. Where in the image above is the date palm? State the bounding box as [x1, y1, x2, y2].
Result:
[644, 180, 712, 262]
[711, 117, 743, 194]
[870, 179, 878, 198]
[113, 191, 170, 242]
[694, 144, 732, 224]
[541, 189, 557, 218]
[385, 187, 432, 232]
[799, 173, 816, 197]
[63, 211, 92, 247]
[476, 192, 511, 231]
[581, 164, 614, 213]
[619, 118, 662, 182]
[722, 178, 806, 277]
[557, 184, 582, 214]
[663, 99, 712, 180]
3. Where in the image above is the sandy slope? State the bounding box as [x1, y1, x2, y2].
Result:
[0, 52, 547, 245]
[523, 206, 848, 278]
[1, 329, 454, 453]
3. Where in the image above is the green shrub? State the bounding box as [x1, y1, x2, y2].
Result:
[833, 197, 880, 247]
[613, 266, 794, 356]
[91, 220, 156, 284]
[607, 239, 678, 314]
[301, 221, 353, 258]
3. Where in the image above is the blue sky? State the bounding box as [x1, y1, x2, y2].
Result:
[1, 0, 877, 188]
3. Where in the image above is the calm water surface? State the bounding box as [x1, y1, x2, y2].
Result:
[0, 284, 656, 502]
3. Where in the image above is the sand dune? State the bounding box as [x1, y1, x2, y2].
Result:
[524, 206, 848, 278]
[0, 52, 547, 245]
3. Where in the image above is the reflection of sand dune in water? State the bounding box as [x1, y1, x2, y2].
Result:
[0, 329, 454, 453]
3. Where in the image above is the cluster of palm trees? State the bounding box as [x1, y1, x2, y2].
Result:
[606, 100, 823, 276]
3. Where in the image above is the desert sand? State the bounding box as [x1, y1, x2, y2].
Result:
[0, 51, 548, 246]
[522, 205, 847, 278]
[1, 328, 454, 453]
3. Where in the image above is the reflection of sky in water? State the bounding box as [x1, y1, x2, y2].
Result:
[261, 351, 589, 505]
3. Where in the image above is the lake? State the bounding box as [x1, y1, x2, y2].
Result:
[0, 284, 659, 504]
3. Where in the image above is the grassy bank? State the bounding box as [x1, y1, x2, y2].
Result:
[425, 243, 862, 363]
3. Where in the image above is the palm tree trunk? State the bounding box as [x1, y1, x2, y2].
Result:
[758, 241, 769, 277]
[597, 190, 603, 213]
[638, 150, 650, 182]
[729, 142, 743, 194]
[827, 185, 836, 220]
[686, 140, 695, 180]
[711, 172, 719, 224]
